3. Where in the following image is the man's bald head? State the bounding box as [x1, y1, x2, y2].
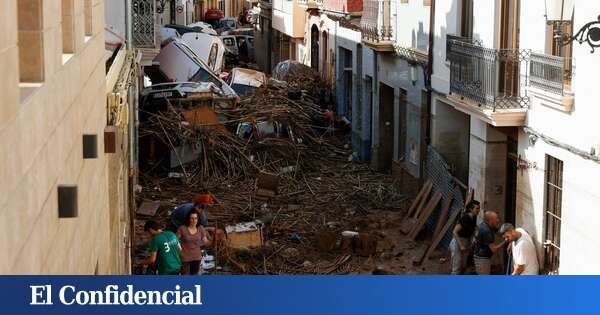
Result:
[484, 211, 500, 229]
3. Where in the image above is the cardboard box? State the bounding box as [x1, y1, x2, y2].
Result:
[225, 222, 263, 250]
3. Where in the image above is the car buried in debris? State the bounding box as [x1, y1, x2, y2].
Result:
[151, 38, 238, 105]
[227, 68, 267, 97]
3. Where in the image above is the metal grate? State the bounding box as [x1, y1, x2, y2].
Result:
[132, 0, 156, 48]
[424, 146, 465, 249]
[529, 52, 571, 96]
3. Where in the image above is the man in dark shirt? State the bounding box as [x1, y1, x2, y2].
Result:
[474, 211, 506, 275]
[450, 200, 480, 274]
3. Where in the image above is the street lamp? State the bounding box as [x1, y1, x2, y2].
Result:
[545, 0, 600, 53]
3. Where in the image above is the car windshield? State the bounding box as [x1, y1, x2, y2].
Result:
[231, 83, 257, 97]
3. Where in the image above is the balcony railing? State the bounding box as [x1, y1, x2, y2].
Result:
[529, 53, 572, 96]
[360, 0, 395, 51]
[447, 36, 530, 111]
[132, 0, 156, 48]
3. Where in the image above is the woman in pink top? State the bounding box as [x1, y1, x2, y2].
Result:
[176, 209, 210, 275]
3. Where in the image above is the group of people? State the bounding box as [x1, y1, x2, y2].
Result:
[451, 200, 540, 275]
[138, 194, 222, 275]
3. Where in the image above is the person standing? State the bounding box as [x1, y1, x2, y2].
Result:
[499, 223, 540, 275]
[139, 220, 182, 275]
[177, 209, 211, 275]
[473, 211, 506, 275]
[450, 200, 481, 274]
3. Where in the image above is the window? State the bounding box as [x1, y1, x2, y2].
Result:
[17, 0, 45, 82]
[208, 43, 218, 68]
[84, 0, 93, 37]
[543, 155, 563, 274]
[460, 0, 474, 38]
[548, 21, 573, 88]
[62, 0, 75, 55]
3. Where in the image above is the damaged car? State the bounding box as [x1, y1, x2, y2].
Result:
[150, 38, 238, 104]
[227, 68, 267, 97]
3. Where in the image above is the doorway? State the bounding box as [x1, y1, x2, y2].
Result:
[499, 0, 521, 97]
[396, 89, 407, 161]
[378, 83, 395, 171]
[311, 25, 319, 70]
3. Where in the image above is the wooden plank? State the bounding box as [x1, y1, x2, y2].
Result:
[423, 208, 461, 262]
[422, 188, 475, 262]
[404, 180, 432, 220]
[412, 246, 428, 266]
[411, 182, 433, 220]
[433, 197, 452, 240]
[400, 217, 417, 235]
[137, 200, 160, 216]
[408, 192, 442, 240]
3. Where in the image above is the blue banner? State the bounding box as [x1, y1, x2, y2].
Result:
[0, 276, 597, 315]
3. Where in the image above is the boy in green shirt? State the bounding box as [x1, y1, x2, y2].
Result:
[140, 220, 182, 275]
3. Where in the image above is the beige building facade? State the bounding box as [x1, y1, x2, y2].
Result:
[0, 0, 134, 274]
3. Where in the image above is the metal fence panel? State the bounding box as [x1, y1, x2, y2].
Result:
[424, 146, 465, 249]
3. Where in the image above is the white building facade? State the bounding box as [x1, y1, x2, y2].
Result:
[431, 0, 600, 274]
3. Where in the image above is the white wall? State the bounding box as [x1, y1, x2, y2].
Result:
[394, 0, 431, 52]
[105, 0, 127, 39]
[516, 0, 600, 274]
[431, 0, 459, 94]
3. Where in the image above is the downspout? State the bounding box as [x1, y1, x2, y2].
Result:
[421, 0, 435, 182]
[126, 0, 137, 275]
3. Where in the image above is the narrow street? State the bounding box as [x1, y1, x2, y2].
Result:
[3, 0, 599, 277]
[133, 62, 449, 274]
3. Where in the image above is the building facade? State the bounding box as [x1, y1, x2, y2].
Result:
[356, 0, 431, 178]
[431, 0, 600, 274]
[0, 0, 135, 274]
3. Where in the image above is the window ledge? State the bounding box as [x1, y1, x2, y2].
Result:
[62, 53, 74, 65]
[527, 86, 574, 113]
[19, 83, 43, 103]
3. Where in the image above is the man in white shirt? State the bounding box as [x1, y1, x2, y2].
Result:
[499, 223, 540, 275]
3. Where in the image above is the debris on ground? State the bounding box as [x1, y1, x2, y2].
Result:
[133, 71, 450, 275]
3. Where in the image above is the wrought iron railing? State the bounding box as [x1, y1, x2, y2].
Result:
[529, 53, 572, 96]
[360, 0, 394, 43]
[132, 0, 156, 48]
[447, 35, 530, 111]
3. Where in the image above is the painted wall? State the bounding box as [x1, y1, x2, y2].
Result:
[272, 0, 305, 38]
[0, 0, 130, 274]
[430, 96, 471, 184]
[394, 0, 431, 52]
[515, 0, 600, 274]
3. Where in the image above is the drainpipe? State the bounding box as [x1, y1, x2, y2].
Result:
[421, 0, 435, 183]
[371, 49, 378, 170]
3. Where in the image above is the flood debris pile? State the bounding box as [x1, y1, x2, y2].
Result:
[139, 82, 337, 182]
[135, 60, 447, 275]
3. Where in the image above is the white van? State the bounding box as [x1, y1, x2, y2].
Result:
[153, 38, 237, 101]
[181, 32, 225, 74]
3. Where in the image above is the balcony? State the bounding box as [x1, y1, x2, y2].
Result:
[446, 36, 530, 127]
[528, 52, 574, 111]
[360, 0, 395, 52]
[323, 0, 363, 15]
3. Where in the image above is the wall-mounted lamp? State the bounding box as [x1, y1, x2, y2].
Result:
[545, 0, 600, 53]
